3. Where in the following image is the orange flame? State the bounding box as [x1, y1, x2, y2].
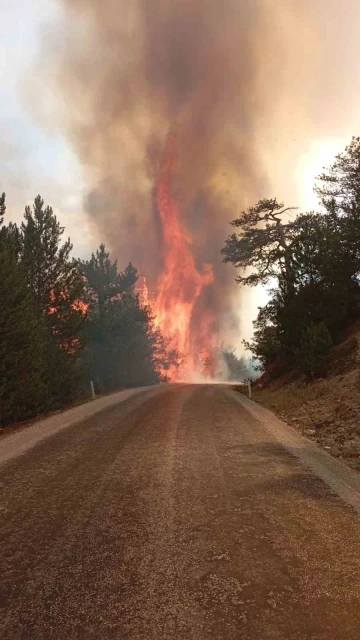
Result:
[48, 288, 88, 354]
[153, 134, 215, 380]
[48, 289, 89, 318]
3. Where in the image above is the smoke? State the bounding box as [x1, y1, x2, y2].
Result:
[35, 0, 281, 345]
[31, 0, 360, 362]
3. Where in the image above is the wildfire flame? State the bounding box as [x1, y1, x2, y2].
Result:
[153, 134, 216, 380]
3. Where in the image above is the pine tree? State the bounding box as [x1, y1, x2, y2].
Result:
[79, 245, 139, 390]
[0, 192, 5, 228]
[79, 244, 138, 319]
[221, 198, 298, 296]
[79, 244, 179, 390]
[20, 196, 87, 406]
[315, 137, 360, 275]
[0, 195, 47, 425]
[296, 322, 333, 379]
[20, 196, 86, 346]
[315, 137, 360, 211]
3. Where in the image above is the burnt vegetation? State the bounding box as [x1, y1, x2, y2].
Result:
[0, 198, 179, 427]
[222, 137, 360, 380]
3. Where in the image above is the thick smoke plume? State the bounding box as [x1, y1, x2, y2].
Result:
[36, 0, 360, 375]
[47, 0, 279, 373]
[53, 2, 271, 255]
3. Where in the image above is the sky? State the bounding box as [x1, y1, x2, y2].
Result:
[0, 0, 91, 256]
[2, 0, 360, 348]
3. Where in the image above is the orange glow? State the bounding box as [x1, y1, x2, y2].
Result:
[153, 134, 215, 380]
[136, 275, 149, 307]
[48, 289, 89, 318]
[48, 288, 88, 354]
[72, 298, 89, 316]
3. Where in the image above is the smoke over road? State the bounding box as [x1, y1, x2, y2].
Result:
[34, 0, 360, 377]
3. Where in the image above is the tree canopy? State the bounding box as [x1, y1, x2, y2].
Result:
[79, 245, 179, 391]
[221, 198, 298, 290]
[0, 196, 47, 423]
[0, 194, 179, 426]
[223, 138, 360, 379]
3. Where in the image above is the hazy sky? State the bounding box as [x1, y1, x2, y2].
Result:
[2, 1, 359, 245]
[2, 0, 360, 345]
[0, 0, 91, 256]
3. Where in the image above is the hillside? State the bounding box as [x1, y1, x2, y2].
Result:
[241, 324, 360, 471]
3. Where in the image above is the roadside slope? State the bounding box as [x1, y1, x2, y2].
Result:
[245, 325, 360, 471]
[230, 389, 360, 514]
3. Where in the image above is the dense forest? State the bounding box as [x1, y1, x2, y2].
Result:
[3, 137, 359, 426]
[0, 195, 181, 426]
[223, 137, 360, 380]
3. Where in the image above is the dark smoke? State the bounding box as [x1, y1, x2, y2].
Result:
[40, 0, 288, 344]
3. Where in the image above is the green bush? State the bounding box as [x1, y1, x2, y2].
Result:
[296, 321, 333, 379]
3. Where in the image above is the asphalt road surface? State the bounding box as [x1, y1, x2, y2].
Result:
[1, 384, 360, 639]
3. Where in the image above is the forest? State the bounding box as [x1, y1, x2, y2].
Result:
[2, 137, 360, 427]
[0, 195, 182, 426]
[223, 137, 360, 381]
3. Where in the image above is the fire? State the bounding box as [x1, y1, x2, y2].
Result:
[153, 134, 216, 380]
[48, 288, 88, 355]
[48, 289, 89, 318]
[136, 276, 149, 307]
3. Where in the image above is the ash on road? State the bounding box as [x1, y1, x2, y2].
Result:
[1, 384, 360, 639]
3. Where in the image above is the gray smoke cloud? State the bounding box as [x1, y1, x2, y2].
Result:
[30, 0, 360, 348]
[35, 0, 282, 344]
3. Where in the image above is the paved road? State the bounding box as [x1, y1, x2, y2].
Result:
[1, 385, 360, 639]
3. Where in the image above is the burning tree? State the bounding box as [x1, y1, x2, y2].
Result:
[79, 243, 181, 391]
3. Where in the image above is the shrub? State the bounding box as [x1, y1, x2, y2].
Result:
[296, 321, 333, 379]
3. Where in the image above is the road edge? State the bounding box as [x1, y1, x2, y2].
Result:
[0, 385, 162, 466]
[229, 389, 360, 515]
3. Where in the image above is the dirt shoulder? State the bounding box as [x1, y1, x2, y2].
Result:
[235, 331, 360, 472]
